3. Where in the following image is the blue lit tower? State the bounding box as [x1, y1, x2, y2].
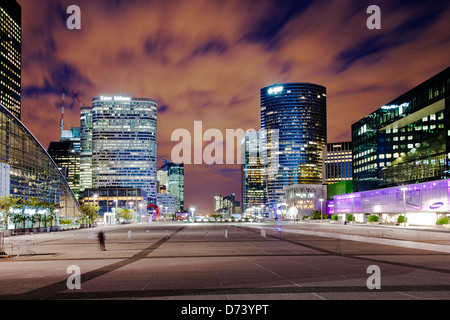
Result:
[261, 83, 327, 214]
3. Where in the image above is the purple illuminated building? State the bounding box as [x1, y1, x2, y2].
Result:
[330, 179, 450, 225]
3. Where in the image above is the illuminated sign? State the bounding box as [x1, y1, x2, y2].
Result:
[429, 202, 444, 210]
[268, 86, 284, 95]
[100, 96, 131, 102]
[381, 102, 409, 110]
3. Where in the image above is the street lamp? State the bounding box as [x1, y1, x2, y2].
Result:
[401, 187, 407, 227]
[190, 208, 195, 220]
[319, 199, 324, 222]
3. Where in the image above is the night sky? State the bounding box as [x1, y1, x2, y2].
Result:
[17, 0, 450, 213]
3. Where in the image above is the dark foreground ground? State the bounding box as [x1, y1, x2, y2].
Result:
[2, 221, 450, 316]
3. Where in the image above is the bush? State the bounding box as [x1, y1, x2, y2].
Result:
[436, 217, 449, 225]
[397, 215, 407, 224]
[368, 215, 379, 222]
[310, 210, 328, 220]
[332, 214, 339, 221]
[346, 214, 354, 222]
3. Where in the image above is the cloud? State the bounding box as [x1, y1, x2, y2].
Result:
[16, 0, 450, 212]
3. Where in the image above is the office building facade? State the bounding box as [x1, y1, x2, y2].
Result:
[157, 157, 184, 212]
[352, 67, 450, 192]
[82, 187, 147, 218]
[323, 142, 353, 184]
[261, 83, 327, 213]
[80, 105, 93, 192]
[0, 0, 21, 119]
[47, 141, 81, 199]
[241, 130, 266, 215]
[83, 96, 158, 203]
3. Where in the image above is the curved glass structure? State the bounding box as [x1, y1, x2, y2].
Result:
[261, 83, 327, 212]
[0, 103, 80, 222]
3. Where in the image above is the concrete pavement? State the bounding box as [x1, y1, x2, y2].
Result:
[1, 221, 450, 302]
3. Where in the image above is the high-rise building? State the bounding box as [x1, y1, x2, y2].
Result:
[48, 126, 82, 198]
[81, 96, 157, 203]
[352, 67, 450, 192]
[213, 194, 223, 213]
[47, 141, 81, 199]
[0, 0, 21, 119]
[157, 157, 184, 211]
[80, 105, 93, 192]
[261, 83, 327, 214]
[61, 126, 81, 152]
[241, 130, 266, 216]
[213, 193, 240, 216]
[322, 142, 353, 184]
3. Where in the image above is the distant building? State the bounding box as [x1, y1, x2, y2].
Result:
[322, 142, 352, 184]
[241, 130, 266, 216]
[214, 194, 223, 213]
[82, 187, 147, 218]
[47, 141, 81, 199]
[80, 105, 93, 193]
[156, 193, 179, 217]
[157, 157, 184, 211]
[214, 193, 240, 216]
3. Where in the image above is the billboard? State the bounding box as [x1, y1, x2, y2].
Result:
[0, 163, 10, 197]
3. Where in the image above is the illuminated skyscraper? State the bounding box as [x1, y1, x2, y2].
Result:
[323, 142, 353, 184]
[261, 83, 327, 214]
[84, 96, 158, 203]
[47, 141, 81, 199]
[157, 157, 184, 211]
[241, 130, 266, 216]
[0, 0, 21, 119]
[80, 105, 93, 192]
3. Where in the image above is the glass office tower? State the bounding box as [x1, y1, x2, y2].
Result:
[323, 142, 353, 184]
[157, 157, 184, 212]
[0, 0, 21, 119]
[47, 141, 81, 199]
[90, 96, 157, 203]
[241, 130, 267, 216]
[80, 105, 93, 192]
[261, 83, 327, 213]
[352, 67, 450, 192]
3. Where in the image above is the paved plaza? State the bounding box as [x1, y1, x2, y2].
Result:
[2, 221, 450, 302]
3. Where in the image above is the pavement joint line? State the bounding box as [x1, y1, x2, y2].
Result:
[237, 225, 450, 277]
[246, 225, 450, 254]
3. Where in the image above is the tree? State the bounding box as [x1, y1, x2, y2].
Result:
[0, 195, 19, 228]
[118, 208, 134, 222]
[80, 203, 99, 225]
